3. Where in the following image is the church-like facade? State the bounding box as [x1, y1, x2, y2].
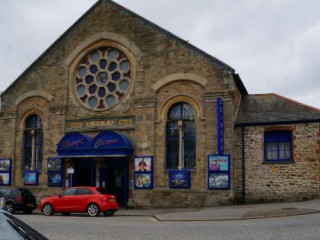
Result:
[1, 0, 320, 208]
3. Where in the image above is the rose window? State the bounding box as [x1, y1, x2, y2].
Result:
[74, 47, 132, 110]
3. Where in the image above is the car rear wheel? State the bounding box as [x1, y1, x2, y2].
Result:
[6, 202, 15, 214]
[43, 203, 54, 216]
[103, 210, 114, 216]
[87, 204, 100, 217]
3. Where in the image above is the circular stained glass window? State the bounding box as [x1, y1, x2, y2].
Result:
[74, 46, 132, 110]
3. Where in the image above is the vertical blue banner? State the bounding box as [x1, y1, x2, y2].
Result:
[216, 98, 224, 155]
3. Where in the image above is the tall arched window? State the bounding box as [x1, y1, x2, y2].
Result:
[166, 102, 196, 169]
[24, 114, 43, 170]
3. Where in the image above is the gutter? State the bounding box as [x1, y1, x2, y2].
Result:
[241, 126, 246, 203]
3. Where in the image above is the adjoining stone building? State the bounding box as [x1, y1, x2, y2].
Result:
[0, 0, 319, 208]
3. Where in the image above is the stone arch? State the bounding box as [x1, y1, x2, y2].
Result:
[152, 73, 208, 92]
[15, 90, 53, 106]
[19, 108, 48, 130]
[65, 32, 141, 67]
[159, 95, 202, 121]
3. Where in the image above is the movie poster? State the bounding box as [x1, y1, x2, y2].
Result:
[24, 171, 38, 185]
[0, 173, 10, 185]
[134, 156, 152, 172]
[0, 159, 10, 171]
[134, 173, 152, 189]
[208, 172, 229, 190]
[208, 155, 229, 172]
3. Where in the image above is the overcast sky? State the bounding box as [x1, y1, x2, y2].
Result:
[1, 0, 320, 108]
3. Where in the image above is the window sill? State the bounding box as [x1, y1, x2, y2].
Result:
[263, 160, 294, 164]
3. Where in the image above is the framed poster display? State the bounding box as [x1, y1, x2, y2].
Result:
[208, 154, 230, 190]
[134, 173, 153, 189]
[169, 170, 191, 189]
[0, 159, 12, 186]
[47, 157, 64, 187]
[134, 156, 153, 189]
[24, 171, 38, 185]
[134, 156, 152, 172]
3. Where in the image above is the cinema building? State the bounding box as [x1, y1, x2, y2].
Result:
[1, 0, 320, 208]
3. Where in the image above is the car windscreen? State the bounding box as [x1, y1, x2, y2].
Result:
[96, 187, 109, 195]
[3, 212, 49, 240]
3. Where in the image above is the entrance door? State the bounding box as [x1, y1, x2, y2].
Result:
[74, 159, 95, 187]
[106, 167, 125, 206]
[99, 158, 128, 207]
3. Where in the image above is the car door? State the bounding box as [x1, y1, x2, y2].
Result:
[74, 188, 95, 212]
[54, 188, 77, 212]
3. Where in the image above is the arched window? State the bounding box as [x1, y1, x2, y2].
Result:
[24, 114, 43, 170]
[166, 102, 196, 169]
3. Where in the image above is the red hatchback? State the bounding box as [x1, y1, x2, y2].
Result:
[39, 187, 118, 217]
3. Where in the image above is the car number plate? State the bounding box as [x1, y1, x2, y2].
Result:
[27, 203, 34, 207]
[109, 199, 115, 203]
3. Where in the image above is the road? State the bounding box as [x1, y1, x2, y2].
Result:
[17, 213, 320, 240]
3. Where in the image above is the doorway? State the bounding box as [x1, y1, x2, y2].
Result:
[74, 159, 95, 187]
[99, 158, 128, 207]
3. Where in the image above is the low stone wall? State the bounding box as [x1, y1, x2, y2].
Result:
[131, 189, 233, 208]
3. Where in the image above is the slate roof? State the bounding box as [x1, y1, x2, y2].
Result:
[235, 93, 320, 126]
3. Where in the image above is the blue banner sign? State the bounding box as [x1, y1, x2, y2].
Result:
[216, 98, 224, 155]
[169, 170, 191, 189]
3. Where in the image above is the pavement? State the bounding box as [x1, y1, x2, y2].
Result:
[116, 199, 320, 221]
[34, 199, 320, 221]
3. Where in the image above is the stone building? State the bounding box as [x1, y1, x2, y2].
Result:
[0, 0, 320, 208]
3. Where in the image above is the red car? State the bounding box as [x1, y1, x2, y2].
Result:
[39, 187, 118, 217]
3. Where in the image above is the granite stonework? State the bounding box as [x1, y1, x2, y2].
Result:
[234, 123, 320, 203]
[1, 0, 320, 208]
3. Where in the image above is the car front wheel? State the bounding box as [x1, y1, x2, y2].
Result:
[43, 203, 54, 216]
[87, 204, 100, 217]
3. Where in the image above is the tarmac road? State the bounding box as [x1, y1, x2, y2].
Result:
[16, 199, 320, 240]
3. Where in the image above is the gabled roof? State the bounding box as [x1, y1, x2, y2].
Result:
[235, 93, 320, 126]
[1, 0, 239, 97]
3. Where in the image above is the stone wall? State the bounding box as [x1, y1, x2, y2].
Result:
[234, 123, 320, 203]
[0, 1, 243, 207]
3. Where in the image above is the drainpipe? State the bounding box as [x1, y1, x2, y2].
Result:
[241, 126, 246, 203]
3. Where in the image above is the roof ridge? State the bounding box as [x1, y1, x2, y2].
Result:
[104, 0, 235, 71]
[271, 93, 320, 113]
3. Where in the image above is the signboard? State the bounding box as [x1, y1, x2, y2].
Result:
[134, 156, 153, 189]
[208, 154, 230, 190]
[216, 98, 224, 155]
[169, 170, 191, 189]
[0, 159, 11, 186]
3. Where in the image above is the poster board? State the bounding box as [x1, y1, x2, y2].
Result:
[134, 156, 153, 189]
[208, 154, 230, 190]
[47, 158, 64, 187]
[0, 159, 12, 186]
